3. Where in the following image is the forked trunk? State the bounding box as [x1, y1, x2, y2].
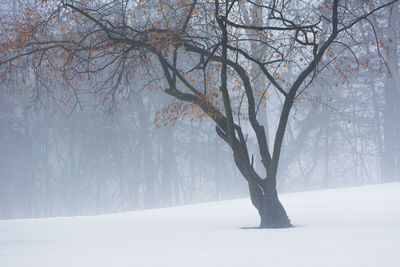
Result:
[249, 181, 291, 228]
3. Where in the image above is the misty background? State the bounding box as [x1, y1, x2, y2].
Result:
[0, 0, 399, 220]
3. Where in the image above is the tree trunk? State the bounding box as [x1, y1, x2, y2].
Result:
[259, 196, 291, 228]
[382, 2, 400, 182]
[135, 96, 156, 207]
[258, 184, 291, 229]
[382, 75, 398, 182]
[247, 176, 291, 228]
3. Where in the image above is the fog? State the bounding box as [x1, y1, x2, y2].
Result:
[0, 0, 399, 221]
[2, 71, 399, 219]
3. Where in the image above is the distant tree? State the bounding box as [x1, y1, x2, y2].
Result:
[1, 0, 398, 228]
[381, 2, 400, 182]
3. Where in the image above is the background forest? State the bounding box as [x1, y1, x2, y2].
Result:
[0, 0, 399, 220]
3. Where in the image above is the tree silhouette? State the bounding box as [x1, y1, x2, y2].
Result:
[1, 0, 398, 228]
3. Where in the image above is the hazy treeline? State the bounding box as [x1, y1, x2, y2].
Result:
[1, 61, 399, 219]
[0, 0, 399, 219]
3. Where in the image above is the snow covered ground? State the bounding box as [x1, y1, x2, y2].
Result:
[0, 183, 399, 267]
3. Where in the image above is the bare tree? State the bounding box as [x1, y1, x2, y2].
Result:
[1, 0, 398, 228]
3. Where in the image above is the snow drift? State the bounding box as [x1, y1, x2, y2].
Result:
[0, 183, 399, 267]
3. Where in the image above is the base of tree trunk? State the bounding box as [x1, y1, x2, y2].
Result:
[259, 196, 292, 229]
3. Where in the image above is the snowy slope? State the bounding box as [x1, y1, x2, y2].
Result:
[0, 183, 399, 267]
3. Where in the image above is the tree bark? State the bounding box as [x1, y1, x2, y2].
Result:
[259, 193, 291, 228]
[232, 154, 291, 228]
[247, 178, 291, 228]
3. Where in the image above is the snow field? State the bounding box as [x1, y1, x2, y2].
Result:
[0, 183, 399, 267]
